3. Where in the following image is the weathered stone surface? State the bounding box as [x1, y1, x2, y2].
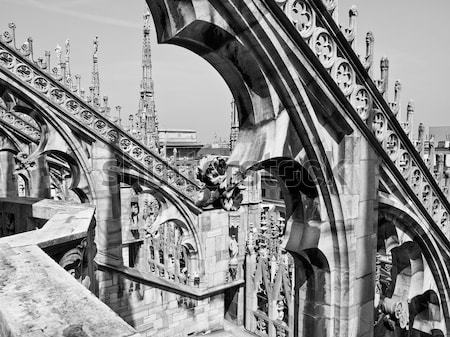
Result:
[0, 244, 140, 337]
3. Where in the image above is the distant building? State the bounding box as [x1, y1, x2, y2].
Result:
[197, 143, 230, 158]
[429, 126, 450, 142]
[420, 125, 450, 168]
[158, 129, 203, 161]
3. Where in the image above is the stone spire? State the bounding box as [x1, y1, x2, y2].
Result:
[406, 100, 414, 140]
[137, 11, 159, 150]
[230, 100, 239, 151]
[65, 39, 71, 83]
[91, 36, 100, 107]
[380, 56, 389, 100]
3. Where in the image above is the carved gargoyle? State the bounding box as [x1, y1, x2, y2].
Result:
[195, 156, 245, 211]
[59, 238, 95, 290]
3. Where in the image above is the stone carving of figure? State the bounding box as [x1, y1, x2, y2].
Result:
[55, 44, 62, 65]
[277, 298, 285, 321]
[195, 156, 245, 211]
[143, 196, 160, 237]
[228, 235, 239, 280]
[59, 239, 91, 289]
[259, 241, 268, 260]
[65, 39, 70, 59]
[17, 176, 26, 197]
[130, 201, 140, 232]
[144, 11, 151, 27]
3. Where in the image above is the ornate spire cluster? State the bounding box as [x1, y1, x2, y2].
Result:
[128, 11, 159, 151]
[0, 22, 123, 126]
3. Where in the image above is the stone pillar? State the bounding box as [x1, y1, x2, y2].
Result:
[0, 134, 17, 198]
[338, 134, 379, 337]
[0, 150, 17, 198]
[355, 136, 379, 337]
[29, 155, 51, 198]
[91, 142, 123, 267]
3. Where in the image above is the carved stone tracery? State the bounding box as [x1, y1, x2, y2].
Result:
[248, 206, 294, 337]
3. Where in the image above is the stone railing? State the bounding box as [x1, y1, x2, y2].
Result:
[275, 0, 450, 232]
[0, 198, 97, 291]
[0, 198, 142, 337]
[0, 25, 201, 203]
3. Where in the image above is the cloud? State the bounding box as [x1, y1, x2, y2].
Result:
[2, 0, 141, 29]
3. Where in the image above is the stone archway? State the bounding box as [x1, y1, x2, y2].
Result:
[146, 3, 354, 333]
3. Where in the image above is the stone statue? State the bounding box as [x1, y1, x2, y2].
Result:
[129, 201, 140, 232]
[142, 195, 160, 237]
[195, 156, 245, 211]
[228, 235, 239, 280]
[55, 44, 62, 65]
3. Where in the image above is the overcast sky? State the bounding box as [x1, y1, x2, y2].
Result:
[0, 0, 449, 142]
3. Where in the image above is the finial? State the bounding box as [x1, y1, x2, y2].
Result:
[102, 96, 110, 116]
[362, 31, 374, 73]
[65, 39, 71, 81]
[7, 22, 16, 47]
[394, 80, 401, 95]
[55, 44, 62, 65]
[341, 5, 358, 46]
[391, 80, 401, 116]
[144, 10, 151, 29]
[407, 100, 415, 116]
[26, 37, 34, 60]
[75, 74, 81, 93]
[418, 123, 425, 142]
[349, 5, 358, 30]
[88, 86, 94, 104]
[115, 106, 122, 126]
[65, 39, 70, 59]
[380, 57, 389, 99]
[366, 31, 374, 44]
[380, 56, 389, 70]
[44, 51, 51, 72]
[406, 100, 414, 138]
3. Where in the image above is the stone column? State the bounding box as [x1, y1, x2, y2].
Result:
[338, 134, 379, 337]
[0, 150, 17, 198]
[355, 136, 379, 337]
[0, 134, 17, 198]
[91, 142, 123, 267]
[29, 155, 51, 198]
